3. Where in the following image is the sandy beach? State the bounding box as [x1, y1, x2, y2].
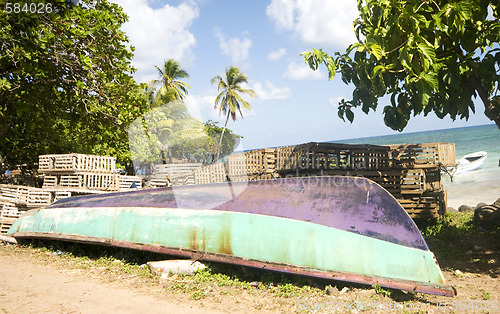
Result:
[442, 171, 500, 210]
[444, 179, 500, 210]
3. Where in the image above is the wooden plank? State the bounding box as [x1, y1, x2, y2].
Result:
[438, 143, 456, 167]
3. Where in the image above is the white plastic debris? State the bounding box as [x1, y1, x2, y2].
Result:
[147, 260, 206, 277]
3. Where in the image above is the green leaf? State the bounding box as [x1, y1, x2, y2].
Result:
[325, 56, 336, 80]
[368, 43, 384, 60]
[345, 109, 354, 123]
[416, 37, 436, 61]
[421, 73, 439, 91]
[372, 65, 385, 78]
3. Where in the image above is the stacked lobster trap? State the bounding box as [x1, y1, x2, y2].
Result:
[39, 154, 142, 192]
[388, 143, 456, 218]
[0, 185, 67, 234]
[0, 142, 456, 234]
[0, 154, 143, 234]
[174, 142, 455, 219]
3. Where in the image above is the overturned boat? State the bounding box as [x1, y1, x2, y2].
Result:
[8, 176, 455, 296]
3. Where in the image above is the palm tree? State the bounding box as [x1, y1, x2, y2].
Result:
[155, 59, 191, 100]
[210, 66, 256, 161]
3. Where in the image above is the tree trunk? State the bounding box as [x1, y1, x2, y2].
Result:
[470, 75, 500, 128]
[215, 111, 231, 162]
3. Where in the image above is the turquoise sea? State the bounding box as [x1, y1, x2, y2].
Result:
[336, 124, 500, 184]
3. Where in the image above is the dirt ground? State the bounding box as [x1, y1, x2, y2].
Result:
[0, 245, 222, 314]
[0, 240, 499, 314]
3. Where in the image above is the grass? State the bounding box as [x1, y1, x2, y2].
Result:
[416, 212, 499, 262]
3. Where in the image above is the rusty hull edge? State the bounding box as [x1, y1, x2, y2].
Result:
[13, 232, 456, 297]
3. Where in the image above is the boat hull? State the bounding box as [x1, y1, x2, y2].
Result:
[453, 151, 487, 175]
[8, 176, 455, 296]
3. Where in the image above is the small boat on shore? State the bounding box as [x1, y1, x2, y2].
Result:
[8, 176, 455, 296]
[450, 151, 487, 176]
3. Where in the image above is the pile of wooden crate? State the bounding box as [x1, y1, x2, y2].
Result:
[388, 143, 455, 218]
[0, 185, 71, 234]
[0, 144, 456, 234]
[0, 153, 143, 234]
[168, 142, 455, 218]
[167, 149, 278, 186]
[39, 154, 142, 192]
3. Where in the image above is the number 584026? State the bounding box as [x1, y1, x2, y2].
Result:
[5, 2, 53, 14]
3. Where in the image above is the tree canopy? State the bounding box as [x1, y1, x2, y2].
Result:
[0, 0, 146, 167]
[302, 0, 500, 131]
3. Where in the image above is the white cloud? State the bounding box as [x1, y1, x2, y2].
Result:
[328, 97, 345, 108]
[267, 48, 287, 61]
[250, 80, 291, 100]
[112, 0, 199, 83]
[185, 94, 219, 122]
[266, 0, 358, 49]
[214, 28, 253, 67]
[284, 61, 325, 80]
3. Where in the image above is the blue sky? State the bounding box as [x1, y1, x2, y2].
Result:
[112, 0, 492, 151]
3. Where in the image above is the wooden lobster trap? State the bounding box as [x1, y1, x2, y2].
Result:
[276, 142, 391, 173]
[39, 154, 116, 174]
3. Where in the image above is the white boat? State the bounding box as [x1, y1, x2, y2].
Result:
[450, 151, 487, 176]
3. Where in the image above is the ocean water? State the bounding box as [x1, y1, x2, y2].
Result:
[335, 124, 500, 185]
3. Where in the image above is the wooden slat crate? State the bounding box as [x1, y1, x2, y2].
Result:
[170, 173, 196, 186]
[27, 188, 53, 208]
[58, 173, 118, 191]
[59, 175, 82, 188]
[276, 142, 391, 173]
[437, 143, 457, 167]
[298, 170, 403, 198]
[42, 175, 58, 188]
[424, 167, 442, 191]
[227, 149, 276, 179]
[0, 185, 30, 205]
[388, 143, 456, 168]
[401, 169, 425, 194]
[0, 203, 27, 234]
[39, 154, 116, 174]
[400, 167, 442, 195]
[227, 153, 247, 178]
[82, 173, 118, 191]
[118, 175, 142, 190]
[149, 174, 170, 188]
[245, 148, 276, 175]
[53, 191, 72, 202]
[194, 162, 227, 185]
[398, 190, 446, 219]
[153, 163, 202, 178]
